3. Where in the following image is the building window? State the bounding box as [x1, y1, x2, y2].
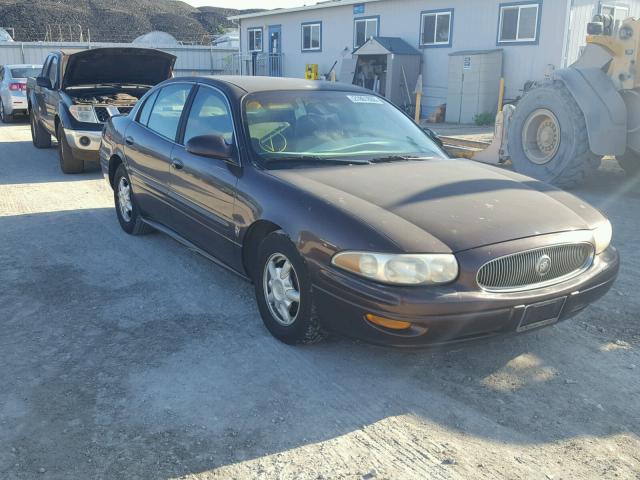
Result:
[354, 16, 379, 49]
[498, 2, 541, 45]
[600, 3, 630, 31]
[248, 27, 263, 52]
[302, 22, 322, 51]
[420, 9, 453, 47]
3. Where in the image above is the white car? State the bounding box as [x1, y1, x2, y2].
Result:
[0, 64, 42, 123]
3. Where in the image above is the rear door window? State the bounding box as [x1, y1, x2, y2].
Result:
[147, 84, 192, 141]
[137, 90, 159, 126]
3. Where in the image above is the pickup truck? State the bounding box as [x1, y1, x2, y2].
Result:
[27, 47, 176, 173]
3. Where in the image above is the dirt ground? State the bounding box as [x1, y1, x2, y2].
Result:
[0, 120, 638, 480]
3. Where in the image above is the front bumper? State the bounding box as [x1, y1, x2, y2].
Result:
[63, 128, 103, 164]
[64, 129, 102, 152]
[313, 246, 619, 347]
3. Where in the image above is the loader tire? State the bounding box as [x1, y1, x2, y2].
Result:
[508, 81, 601, 188]
[616, 150, 640, 176]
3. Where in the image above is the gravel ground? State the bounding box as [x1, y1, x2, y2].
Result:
[0, 120, 638, 480]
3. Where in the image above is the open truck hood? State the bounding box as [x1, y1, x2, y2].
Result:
[62, 48, 176, 88]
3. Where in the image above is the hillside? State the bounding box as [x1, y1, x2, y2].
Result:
[0, 0, 262, 43]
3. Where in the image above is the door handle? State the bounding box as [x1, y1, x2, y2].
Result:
[171, 158, 184, 170]
[125, 136, 134, 146]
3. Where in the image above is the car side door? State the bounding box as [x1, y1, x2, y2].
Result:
[31, 56, 51, 128]
[167, 83, 240, 264]
[0, 66, 5, 102]
[123, 82, 194, 225]
[41, 55, 59, 132]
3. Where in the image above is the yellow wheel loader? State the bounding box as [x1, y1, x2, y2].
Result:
[444, 14, 640, 187]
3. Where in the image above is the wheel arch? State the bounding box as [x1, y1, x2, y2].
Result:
[108, 154, 124, 188]
[553, 67, 626, 156]
[241, 219, 282, 280]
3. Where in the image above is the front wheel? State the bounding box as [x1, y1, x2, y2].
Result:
[113, 164, 152, 235]
[254, 231, 326, 345]
[616, 149, 640, 176]
[508, 81, 601, 188]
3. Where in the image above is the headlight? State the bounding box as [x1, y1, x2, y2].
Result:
[593, 220, 612, 254]
[620, 25, 633, 40]
[69, 105, 98, 123]
[332, 251, 459, 285]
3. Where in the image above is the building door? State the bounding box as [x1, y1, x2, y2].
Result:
[268, 25, 282, 77]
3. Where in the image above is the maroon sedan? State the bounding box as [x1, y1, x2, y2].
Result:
[100, 76, 619, 347]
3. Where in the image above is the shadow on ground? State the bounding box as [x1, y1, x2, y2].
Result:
[0, 203, 638, 479]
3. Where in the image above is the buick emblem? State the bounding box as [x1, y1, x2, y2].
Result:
[536, 254, 552, 276]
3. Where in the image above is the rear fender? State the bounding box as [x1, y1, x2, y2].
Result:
[554, 67, 626, 156]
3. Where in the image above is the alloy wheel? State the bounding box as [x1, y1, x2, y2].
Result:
[522, 108, 561, 165]
[117, 177, 133, 222]
[263, 253, 301, 326]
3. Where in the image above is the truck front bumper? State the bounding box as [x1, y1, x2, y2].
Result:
[64, 129, 102, 152]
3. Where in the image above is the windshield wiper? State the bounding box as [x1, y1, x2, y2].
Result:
[265, 156, 369, 165]
[369, 155, 434, 164]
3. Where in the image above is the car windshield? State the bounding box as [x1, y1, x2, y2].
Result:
[244, 90, 444, 165]
[10, 67, 41, 79]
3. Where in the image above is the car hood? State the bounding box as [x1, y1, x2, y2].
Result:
[269, 159, 605, 253]
[62, 48, 176, 88]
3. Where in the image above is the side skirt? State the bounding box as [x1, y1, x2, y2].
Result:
[142, 217, 250, 282]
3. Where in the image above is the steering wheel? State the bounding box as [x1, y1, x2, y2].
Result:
[259, 124, 289, 153]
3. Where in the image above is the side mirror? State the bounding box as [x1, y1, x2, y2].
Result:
[185, 134, 234, 161]
[36, 76, 51, 89]
[422, 127, 444, 148]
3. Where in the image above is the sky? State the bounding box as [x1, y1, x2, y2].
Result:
[183, 0, 319, 9]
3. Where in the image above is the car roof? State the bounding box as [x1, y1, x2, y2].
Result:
[187, 75, 372, 94]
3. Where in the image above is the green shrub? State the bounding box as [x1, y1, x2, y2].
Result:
[474, 112, 495, 126]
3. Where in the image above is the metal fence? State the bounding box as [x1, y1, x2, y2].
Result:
[226, 53, 284, 77]
[0, 41, 239, 77]
[0, 42, 288, 79]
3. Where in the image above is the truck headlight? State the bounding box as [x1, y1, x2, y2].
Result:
[332, 252, 459, 285]
[593, 220, 612, 254]
[620, 25, 633, 40]
[69, 105, 99, 123]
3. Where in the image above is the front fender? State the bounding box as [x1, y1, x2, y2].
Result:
[554, 67, 626, 156]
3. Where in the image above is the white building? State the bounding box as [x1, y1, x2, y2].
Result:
[230, 0, 640, 119]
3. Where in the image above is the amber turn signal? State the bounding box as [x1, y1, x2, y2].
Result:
[365, 314, 412, 330]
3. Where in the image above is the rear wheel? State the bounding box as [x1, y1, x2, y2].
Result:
[508, 81, 601, 188]
[616, 149, 640, 176]
[113, 164, 152, 235]
[254, 231, 326, 345]
[30, 109, 52, 148]
[57, 126, 84, 174]
[0, 99, 12, 123]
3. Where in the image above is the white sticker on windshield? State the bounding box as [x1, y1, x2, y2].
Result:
[346, 95, 384, 104]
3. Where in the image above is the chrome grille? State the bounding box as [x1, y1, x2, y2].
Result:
[477, 243, 594, 292]
[94, 106, 134, 123]
[94, 106, 110, 123]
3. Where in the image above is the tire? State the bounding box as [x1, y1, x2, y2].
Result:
[113, 164, 152, 235]
[254, 231, 326, 345]
[508, 81, 601, 188]
[57, 126, 84, 174]
[0, 99, 12, 123]
[616, 149, 640, 176]
[30, 109, 52, 148]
